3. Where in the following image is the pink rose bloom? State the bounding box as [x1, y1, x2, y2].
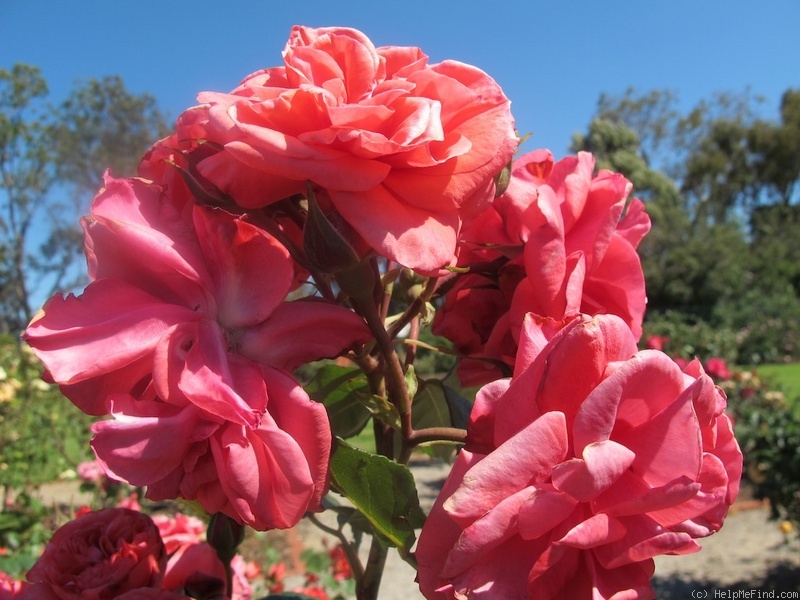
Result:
[434, 150, 651, 386]
[26, 508, 165, 600]
[703, 357, 732, 381]
[417, 314, 742, 599]
[25, 175, 369, 529]
[185, 25, 517, 273]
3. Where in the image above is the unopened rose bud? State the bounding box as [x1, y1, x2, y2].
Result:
[493, 159, 513, 197]
[207, 513, 245, 564]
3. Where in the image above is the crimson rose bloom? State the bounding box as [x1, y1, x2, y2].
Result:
[435, 150, 651, 386]
[417, 314, 742, 599]
[185, 25, 518, 273]
[25, 175, 369, 529]
[26, 509, 165, 600]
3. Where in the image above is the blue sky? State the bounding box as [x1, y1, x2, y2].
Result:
[3, 0, 799, 159]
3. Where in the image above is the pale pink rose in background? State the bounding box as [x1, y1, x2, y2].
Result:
[24, 175, 370, 529]
[26, 508, 166, 600]
[183, 25, 517, 273]
[417, 314, 742, 599]
[77, 459, 116, 484]
[434, 150, 651, 386]
[116, 493, 143, 512]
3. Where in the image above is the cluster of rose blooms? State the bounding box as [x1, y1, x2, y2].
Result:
[10, 25, 742, 599]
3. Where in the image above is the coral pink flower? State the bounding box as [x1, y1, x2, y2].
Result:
[184, 25, 517, 273]
[417, 314, 742, 599]
[26, 508, 166, 599]
[25, 175, 369, 529]
[434, 150, 651, 386]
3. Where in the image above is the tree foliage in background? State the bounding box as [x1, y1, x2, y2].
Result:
[0, 64, 169, 334]
[573, 86, 800, 362]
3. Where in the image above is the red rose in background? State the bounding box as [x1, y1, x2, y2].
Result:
[26, 508, 165, 600]
[434, 150, 651, 386]
[417, 314, 742, 599]
[184, 25, 517, 273]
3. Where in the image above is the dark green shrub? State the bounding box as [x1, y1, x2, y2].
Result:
[713, 285, 800, 364]
[723, 368, 800, 528]
[641, 310, 740, 363]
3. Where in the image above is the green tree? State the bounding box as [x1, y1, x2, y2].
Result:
[0, 65, 169, 334]
[0, 64, 53, 333]
[52, 75, 169, 194]
[574, 86, 800, 359]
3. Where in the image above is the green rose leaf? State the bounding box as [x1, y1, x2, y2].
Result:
[329, 438, 425, 551]
[304, 364, 372, 439]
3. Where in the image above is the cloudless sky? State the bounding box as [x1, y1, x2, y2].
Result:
[3, 0, 799, 160]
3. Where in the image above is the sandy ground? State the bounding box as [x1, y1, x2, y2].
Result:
[33, 457, 800, 599]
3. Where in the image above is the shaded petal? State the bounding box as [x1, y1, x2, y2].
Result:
[442, 485, 535, 578]
[238, 298, 370, 370]
[179, 321, 266, 427]
[210, 420, 316, 530]
[260, 366, 331, 510]
[85, 175, 208, 308]
[517, 487, 579, 540]
[551, 440, 635, 502]
[193, 206, 293, 328]
[92, 395, 217, 486]
[593, 514, 700, 569]
[556, 513, 627, 550]
[330, 186, 459, 273]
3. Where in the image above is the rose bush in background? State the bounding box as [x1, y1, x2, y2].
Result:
[10, 23, 744, 600]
